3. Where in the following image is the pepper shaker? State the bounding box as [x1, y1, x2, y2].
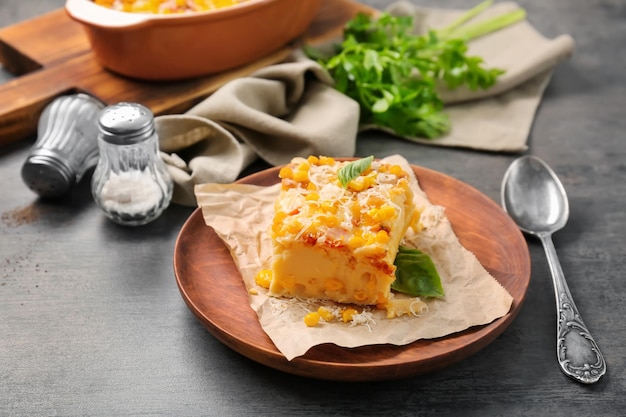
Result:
[21, 93, 105, 198]
[91, 102, 173, 226]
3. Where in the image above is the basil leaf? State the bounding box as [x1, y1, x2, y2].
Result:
[392, 245, 445, 298]
[338, 156, 374, 188]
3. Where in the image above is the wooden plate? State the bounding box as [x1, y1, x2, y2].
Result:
[173, 165, 531, 381]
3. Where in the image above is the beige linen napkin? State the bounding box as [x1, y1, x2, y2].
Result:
[156, 1, 574, 206]
[156, 55, 359, 206]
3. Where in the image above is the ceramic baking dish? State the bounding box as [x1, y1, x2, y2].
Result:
[65, 0, 321, 80]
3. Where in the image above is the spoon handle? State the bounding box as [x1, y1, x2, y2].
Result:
[540, 234, 606, 384]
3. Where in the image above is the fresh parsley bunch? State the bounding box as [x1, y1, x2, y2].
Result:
[308, 0, 526, 139]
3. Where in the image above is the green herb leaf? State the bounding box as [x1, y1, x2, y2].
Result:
[392, 246, 445, 298]
[306, 1, 525, 140]
[338, 156, 374, 188]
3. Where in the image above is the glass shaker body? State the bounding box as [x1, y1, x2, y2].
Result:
[91, 103, 173, 226]
[21, 93, 104, 198]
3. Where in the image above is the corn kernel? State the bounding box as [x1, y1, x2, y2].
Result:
[274, 211, 287, 223]
[389, 164, 406, 177]
[364, 232, 376, 246]
[375, 230, 390, 244]
[367, 195, 385, 207]
[321, 201, 337, 214]
[348, 235, 365, 249]
[319, 156, 335, 165]
[317, 306, 334, 322]
[348, 177, 365, 192]
[293, 170, 309, 183]
[271, 222, 282, 235]
[279, 166, 293, 179]
[271, 211, 287, 235]
[362, 212, 377, 227]
[304, 312, 321, 327]
[254, 269, 272, 289]
[322, 215, 339, 228]
[369, 205, 396, 222]
[306, 192, 319, 201]
[342, 308, 357, 323]
[307, 155, 320, 165]
[363, 175, 376, 189]
[349, 201, 362, 220]
[285, 220, 302, 235]
[296, 161, 310, 171]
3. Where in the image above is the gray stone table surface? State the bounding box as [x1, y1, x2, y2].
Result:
[1, 0, 624, 416]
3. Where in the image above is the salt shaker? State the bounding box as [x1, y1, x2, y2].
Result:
[91, 102, 173, 226]
[21, 93, 105, 198]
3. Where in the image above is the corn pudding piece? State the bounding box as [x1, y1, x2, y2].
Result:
[268, 156, 417, 306]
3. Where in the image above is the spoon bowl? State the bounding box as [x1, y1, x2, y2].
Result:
[502, 156, 569, 235]
[501, 155, 606, 384]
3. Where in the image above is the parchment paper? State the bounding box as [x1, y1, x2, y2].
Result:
[194, 155, 513, 360]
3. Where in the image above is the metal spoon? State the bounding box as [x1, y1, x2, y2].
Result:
[501, 155, 606, 384]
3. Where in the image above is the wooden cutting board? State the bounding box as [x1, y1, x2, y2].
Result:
[0, 0, 373, 147]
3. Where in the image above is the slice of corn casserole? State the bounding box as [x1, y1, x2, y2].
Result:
[268, 156, 417, 306]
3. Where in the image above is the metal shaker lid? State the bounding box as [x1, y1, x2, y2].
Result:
[21, 150, 74, 198]
[98, 102, 155, 145]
